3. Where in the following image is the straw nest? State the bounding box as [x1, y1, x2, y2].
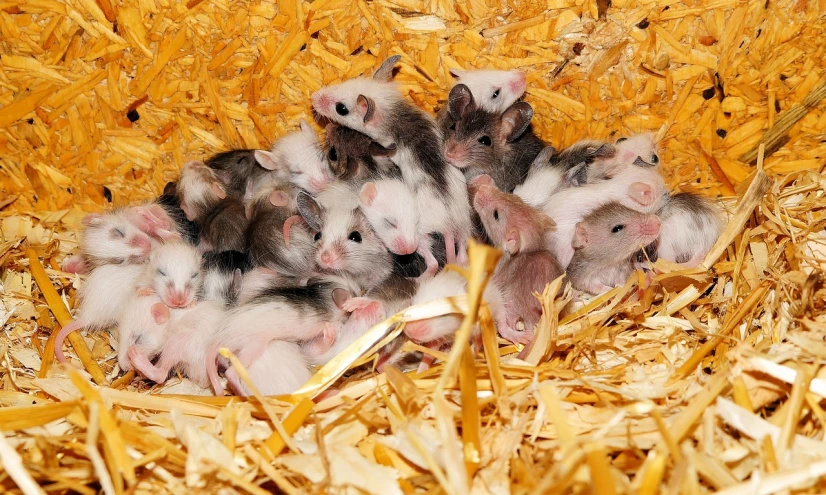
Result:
[1, 0, 826, 493]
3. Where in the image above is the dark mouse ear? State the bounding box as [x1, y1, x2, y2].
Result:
[448, 84, 474, 121]
[368, 141, 396, 158]
[565, 163, 589, 187]
[594, 143, 616, 158]
[532, 146, 555, 168]
[296, 191, 323, 232]
[448, 68, 465, 80]
[373, 55, 401, 83]
[332, 287, 351, 310]
[572, 223, 589, 249]
[500, 102, 533, 143]
[357, 95, 376, 124]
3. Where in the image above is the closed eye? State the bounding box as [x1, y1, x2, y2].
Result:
[157, 269, 167, 277]
[384, 218, 397, 229]
[191, 272, 198, 279]
[111, 228, 125, 239]
[611, 224, 624, 233]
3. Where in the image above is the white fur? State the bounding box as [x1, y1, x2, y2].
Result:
[157, 300, 225, 387]
[116, 293, 180, 371]
[656, 196, 724, 267]
[512, 166, 568, 208]
[449, 69, 527, 114]
[266, 122, 334, 194]
[76, 264, 144, 328]
[230, 340, 311, 396]
[359, 179, 420, 254]
[534, 165, 668, 269]
[81, 210, 155, 263]
[593, 133, 658, 176]
[178, 161, 222, 213]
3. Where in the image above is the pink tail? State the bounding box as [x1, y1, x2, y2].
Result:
[53, 320, 83, 363]
[444, 231, 456, 264]
[206, 344, 224, 396]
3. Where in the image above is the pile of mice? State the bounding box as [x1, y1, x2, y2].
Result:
[54, 56, 726, 396]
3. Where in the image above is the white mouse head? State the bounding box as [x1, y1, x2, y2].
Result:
[611, 133, 659, 168]
[254, 120, 334, 195]
[81, 210, 154, 263]
[178, 160, 227, 222]
[358, 180, 419, 255]
[297, 185, 388, 278]
[311, 56, 402, 140]
[449, 68, 527, 114]
[147, 242, 202, 308]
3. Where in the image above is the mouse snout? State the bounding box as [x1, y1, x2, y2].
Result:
[444, 143, 468, 166]
[628, 182, 656, 207]
[129, 235, 152, 255]
[318, 248, 343, 269]
[311, 92, 331, 113]
[392, 237, 418, 255]
[165, 287, 191, 308]
[638, 215, 661, 238]
[309, 176, 330, 194]
[510, 72, 527, 93]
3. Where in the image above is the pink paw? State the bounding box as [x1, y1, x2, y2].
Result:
[126, 346, 142, 369]
[137, 287, 156, 297]
[497, 322, 533, 345]
[342, 297, 379, 314]
[62, 255, 86, 274]
[151, 302, 170, 324]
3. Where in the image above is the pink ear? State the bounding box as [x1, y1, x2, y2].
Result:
[472, 174, 494, 188]
[359, 182, 378, 206]
[504, 228, 520, 254]
[254, 150, 279, 171]
[332, 288, 351, 310]
[536, 211, 556, 232]
[299, 118, 313, 134]
[151, 302, 170, 324]
[82, 213, 103, 226]
[270, 190, 289, 207]
[181, 203, 196, 222]
[572, 224, 589, 249]
[628, 182, 655, 206]
[210, 182, 226, 200]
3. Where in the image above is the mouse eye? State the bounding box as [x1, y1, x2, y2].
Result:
[611, 224, 625, 233]
[492, 88, 500, 99]
[493, 209, 499, 221]
[478, 136, 492, 146]
[328, 147, 338, 161]
[384, 218, 397, 229]
[335, 103, 349, 116]
[313, 232, 322, 242]
[111, 228, 125, 239]
[616, 137, 627, 143]
[157, 269, 167, 277]
[651, 154, 659, 164]
[348, 231, 362, 243]
[449, 122, 456, 131]
[190, 272, 198, 279]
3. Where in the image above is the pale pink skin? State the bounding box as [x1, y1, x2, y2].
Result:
[115, 293, 174, 372]
[301, 297, 386, 365]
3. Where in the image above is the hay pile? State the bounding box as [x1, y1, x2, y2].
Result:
[1, 0, 826, 492]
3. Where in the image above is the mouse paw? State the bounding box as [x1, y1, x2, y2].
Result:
[136, 287, 156, 297]
[62, 255, 86, 274]
[497, 324, 533, 346]
[342, 297, 373, 313]
[151, 302, 170, 324]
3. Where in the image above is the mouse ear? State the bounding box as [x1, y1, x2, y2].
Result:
[332, 287, 352, 310]
[81, 213, 103, 227]
[373, 55, 401, 83]
[254, 150, 281, 171]
[532, 146, 556, 167]
[299, 118, 313, 134]
[181, 202, 197, 222]
[210, 182, 227, 200]
[232, 269, 243, 289]
[448, 68, 465, 80]
[504, 228, 521, 255]
[359, 182, 378, 206]
[269, 189, 290, 207]
[536, 211, 556, 232]
[628, 181, 656, 207]
[572, 223, 589, 249]
[296, 191, 323, 231]
[500, 102, 533, 143]
[467, 174, 493, 198]
[448, 84, 474, 121]
[357, 95, 376, 124]
[565, 163, 589, 187]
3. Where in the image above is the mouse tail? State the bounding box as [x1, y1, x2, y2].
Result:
[53, 319, 84, 363]
[206, 343, 223, 396]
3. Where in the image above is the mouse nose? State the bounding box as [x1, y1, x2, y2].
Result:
[319, 249, 340, 268]
[510, 72, 527, 92]
[639, 216, 661, 237]
[393, 238, 417, 255]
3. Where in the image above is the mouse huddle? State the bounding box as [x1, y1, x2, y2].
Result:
[54, 56, 724, 395]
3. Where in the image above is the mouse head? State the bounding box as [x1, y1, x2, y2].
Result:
[443, 85, 534, 170]
[404, 271, 467, 344]
[609, 133, 659, 169]
[147, 242, 202, 308]
[81, 210, 154, 264]
[311, 55, 402, 140]
[254, 120, 334, 195]
[472, 179, 555, 255]
[297, 187, 388, 278]
[572, 203, 661, 264]
[203, 150, 262, 198]
[325, 124, 396, 180]
[178, 160, 227, 222]
[358, 180, 419, 255]
[448, 68, 527, 114]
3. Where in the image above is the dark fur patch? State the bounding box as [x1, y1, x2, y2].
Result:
[389, 101, 449, 194]
[250, 280, 338, 315]
[156, 182, 200, 245]
[205, 149, 266, 198]
[199, 198, 249, 252]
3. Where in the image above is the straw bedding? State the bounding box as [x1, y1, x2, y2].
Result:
[1, 0, 826, 493]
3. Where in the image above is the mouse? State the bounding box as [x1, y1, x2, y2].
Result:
[324, 123, 399, 181]
[511, 147, 579, 208]
[126, 299, 225, 388]
[311, 56, 473, 266]
[447, 68, 527, 114]
[649, 192, 724, 268]
[204, 149, 277, 200]
[526, 162, 668, 269]
[155, 181, 201, 246]
[590, 133, 659, 180]
[472, 177, 563, 344]
[116, 241, 202, 370]
[567, 202, 662, 295]
[254, 119, 335, 195]
[297, 183, 394, 291]
[206, 274, 356, 395]
[53, 262, 145, 363]
[225, 339, 312, 397]
[441, 84, 545, 193]
[199, 250, 252, 307]
[246, 184, 319, 280]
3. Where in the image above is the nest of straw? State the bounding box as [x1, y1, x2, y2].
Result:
[2, 0, 826, 493]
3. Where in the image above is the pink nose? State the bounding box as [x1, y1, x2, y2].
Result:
[640, 217, 661, 237]
[320, 250, 339, 267]
[309, 178, 328, 193]
[393, 238, 417, 255]
[168, 290, 188, 307]
[510, 73, 527, 92]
